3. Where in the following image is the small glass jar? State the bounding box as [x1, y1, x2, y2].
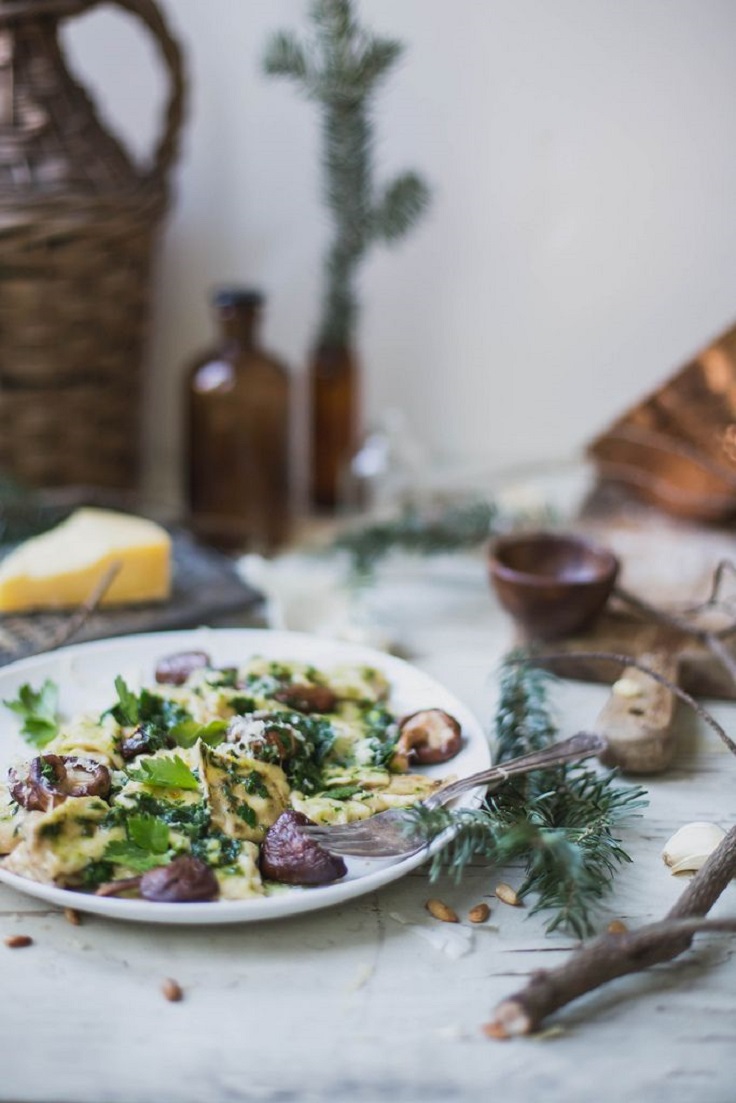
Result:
[187, 289, 291, 552]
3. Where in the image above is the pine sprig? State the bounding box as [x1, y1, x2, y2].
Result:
[263, 0, 431, 347]
[494, 652, 558, 760]
[332, 498, 499, 579]
[411, 656, 647, 937]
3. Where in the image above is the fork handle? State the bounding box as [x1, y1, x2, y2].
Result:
[424, 731, 608, 810]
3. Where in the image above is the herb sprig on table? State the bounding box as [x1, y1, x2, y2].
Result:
[410, 655, 647, 937]
[332, 499, 500, 579]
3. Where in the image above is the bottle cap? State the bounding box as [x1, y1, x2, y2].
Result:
[212, 288, 264, 309]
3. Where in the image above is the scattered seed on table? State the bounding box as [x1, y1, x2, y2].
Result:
[468, 903, 491, 924]
[4, 934, 32, 949]
[425, 898, 459, 923]
[482, 1021, 509, 1041]
[495, 883, 521, 907]
[607, 919, 628, 935]
[162, 978, 183, 1002]
[64, 908, 81, 927]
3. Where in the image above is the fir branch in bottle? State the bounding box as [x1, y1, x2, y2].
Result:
[263, 0, 431, 348]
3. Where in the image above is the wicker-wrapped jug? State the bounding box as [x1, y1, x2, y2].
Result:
[0, 0, 184, 490]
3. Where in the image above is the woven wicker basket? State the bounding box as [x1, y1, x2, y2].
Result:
[0, 0, 185, 490]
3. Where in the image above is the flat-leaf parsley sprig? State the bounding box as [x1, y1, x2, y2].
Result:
[409, 654, 647, 938]
[3, 679, 60, 748]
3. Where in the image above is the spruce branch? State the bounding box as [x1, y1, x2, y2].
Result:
[484, 826, 736, 1038]
[410, 657, 647, 937]
[482, 570, 736, 1037]
[263, 0, 431, 347]
[331, 498, 500, 580]
[262, 32, 310, 82]
[374, 172, 432, 243]
[356, 38, 404, 86]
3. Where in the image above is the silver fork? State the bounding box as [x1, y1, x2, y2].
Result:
[299, 731, 607, 858]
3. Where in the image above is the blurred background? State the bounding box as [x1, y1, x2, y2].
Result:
[62, 0, 736, 510]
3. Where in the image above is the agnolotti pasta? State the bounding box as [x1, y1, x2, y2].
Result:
[0, 654, 460, 904]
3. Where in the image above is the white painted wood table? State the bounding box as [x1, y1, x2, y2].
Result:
[2, 555, 735, 1103]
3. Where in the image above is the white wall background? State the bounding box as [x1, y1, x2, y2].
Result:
[63, 0, 736, 508]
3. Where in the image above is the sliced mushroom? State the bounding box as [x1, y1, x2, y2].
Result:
[391, 709, 462, 771]
[95, 876, 143, 898]
[9, 755, 111, 812]
[227, 713, 300, 762]
[155, 651, 211, 686]
[119, 726, 167, 761]
[259, 810, 347, 886]
[253, 728, 299, 762]
[140, 856, 219, 902]
[273, 683, 337, 714]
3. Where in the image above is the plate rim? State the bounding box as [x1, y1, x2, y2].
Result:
[0, 627, 490, 925]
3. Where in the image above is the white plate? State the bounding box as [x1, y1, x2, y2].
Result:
[0, 628, 490, 924]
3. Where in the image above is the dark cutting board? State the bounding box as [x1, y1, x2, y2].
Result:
[543, 490, 736, 700]
[0, 529, 264, 666]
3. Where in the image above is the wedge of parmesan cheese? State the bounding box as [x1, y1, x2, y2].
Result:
[0, 508, 171, 612]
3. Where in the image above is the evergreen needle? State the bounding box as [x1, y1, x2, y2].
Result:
[409, 655, 647, 937]
[332, 498, 500, 579]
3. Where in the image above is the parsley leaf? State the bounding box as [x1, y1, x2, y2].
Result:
[103, 813, 171, 873]
[103, 839, 170, 873]
[171, 719, 228, 749]
[3, 679, 60, 748]
[127, 755, 200, 791]
[228, 695, 256, 715]
[112, 676, 140, 726]
[127, 814, 170, 854]
[322, 784, 362, 800]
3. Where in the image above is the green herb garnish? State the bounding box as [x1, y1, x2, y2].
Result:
[127, 814, 170, 853]
[235, 802, 257, 828]
[103, 813, 171, 873]
[127, 755, 200, 792]
[243, 771, 269, 798]
[321, 784, 362, 800]
[111, 676, 140, 726]
[171, 719, 228, 750]
[3, 679, 60, 748]
[229, 695, 256, 715]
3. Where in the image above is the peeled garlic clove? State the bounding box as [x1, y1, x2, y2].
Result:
[661, 821, 726, 875]
[612, 677, 643, 699]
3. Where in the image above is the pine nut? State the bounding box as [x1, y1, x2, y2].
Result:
[468, 903, 491, 923]
[64, 908, 81, 926]
[482, 1020, 509, 1040]
[4, 934, 32, 948]
[425, 898, 459, 923]
[495, 883, 521, 907]
[162, 977, 183, 1002]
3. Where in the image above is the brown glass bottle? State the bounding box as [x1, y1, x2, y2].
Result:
[309, 343, 359, 511]
[187, 290, 290, 552]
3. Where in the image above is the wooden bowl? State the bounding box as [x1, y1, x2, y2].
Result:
[488, 532, 619, 640]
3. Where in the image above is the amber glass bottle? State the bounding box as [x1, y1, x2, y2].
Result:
[309, 343, 359, 511]
[187, 289, 291, 552]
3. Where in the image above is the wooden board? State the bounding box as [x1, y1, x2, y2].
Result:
[539, 492, 736, 699]
[0, 529, 263, 665]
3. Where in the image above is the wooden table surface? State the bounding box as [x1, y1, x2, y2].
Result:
[2, 553, 735, 1103]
